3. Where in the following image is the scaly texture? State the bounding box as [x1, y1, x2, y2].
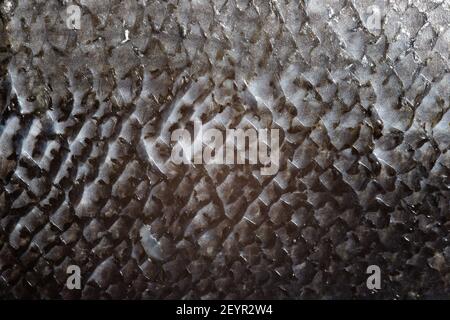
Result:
[0, 0, 449, 299]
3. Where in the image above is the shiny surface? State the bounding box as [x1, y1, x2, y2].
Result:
[0, 0, 449, 299]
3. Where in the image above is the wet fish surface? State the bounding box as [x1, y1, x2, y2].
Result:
[0, 0, 449, 299]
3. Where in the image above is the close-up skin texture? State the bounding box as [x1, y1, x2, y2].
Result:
[0, 0, 449, 299]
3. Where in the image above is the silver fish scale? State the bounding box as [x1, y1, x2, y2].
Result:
[0, 0, 449, 299]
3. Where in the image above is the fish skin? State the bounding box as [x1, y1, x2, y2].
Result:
[0, 0, 449, 299]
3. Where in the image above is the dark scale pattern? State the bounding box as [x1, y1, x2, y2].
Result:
[0, 0, 449, 299]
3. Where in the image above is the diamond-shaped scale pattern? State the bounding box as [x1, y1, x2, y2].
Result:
[0, 0, 449, 299]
